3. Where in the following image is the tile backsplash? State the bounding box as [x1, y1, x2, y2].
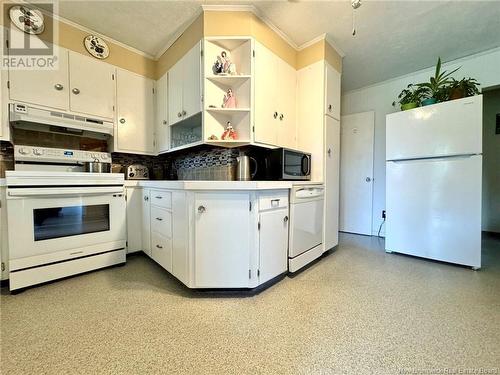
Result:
[173, 147, 239, 181]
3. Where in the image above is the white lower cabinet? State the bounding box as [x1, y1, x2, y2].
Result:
[0, 186, 9, 280]
[142, 189, 152, 257]
[258, 194, 289, 284]
[193, 192, 252, 288]
[125, 187, 143, 253]
[150, 189, 173, 273]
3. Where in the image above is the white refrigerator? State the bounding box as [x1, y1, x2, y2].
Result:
[385, 95, 482, 269]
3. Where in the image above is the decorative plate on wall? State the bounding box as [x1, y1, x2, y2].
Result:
[9, 5, 45, 35]
[84, 35, 110, 59]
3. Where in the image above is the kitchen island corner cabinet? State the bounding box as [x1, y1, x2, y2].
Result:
[125, 183, 290, 289]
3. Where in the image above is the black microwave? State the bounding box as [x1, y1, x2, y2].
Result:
[258, 148, 311, 181]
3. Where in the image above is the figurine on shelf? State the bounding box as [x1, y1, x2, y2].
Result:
[222, 88, 237, 108]
[208, 134, 218, 140]
[222, 51, 237, 75]
[221, 121, 237, 140]
[212, 55, 223, 75]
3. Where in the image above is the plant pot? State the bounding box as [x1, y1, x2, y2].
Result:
[421, 98, 437, 106]
[449, 88, 465, 100]
[401, 102, 418, 111]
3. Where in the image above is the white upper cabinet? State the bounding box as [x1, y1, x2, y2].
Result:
[68, 51, 115, 119]
[155, 73, 169, 153]
[325, 63, 341, 120]
[168, 42, 202, 126]
[8, 48, 69, 111]
[254, 41, 296, 148]
[115, 69, 155, 154]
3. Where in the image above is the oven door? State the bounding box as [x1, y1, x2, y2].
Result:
[282, 149, 311, 180]
[7, 186, 126, 269]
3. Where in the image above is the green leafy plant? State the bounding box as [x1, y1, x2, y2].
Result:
[417, 57, 460, 100]
[448, 77, 481, 99]
[392, 84, 426, 108]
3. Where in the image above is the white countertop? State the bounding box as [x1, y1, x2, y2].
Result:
[124, 180, 307, 190]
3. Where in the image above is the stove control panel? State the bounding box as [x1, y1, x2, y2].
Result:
[14, 146, 111, 163]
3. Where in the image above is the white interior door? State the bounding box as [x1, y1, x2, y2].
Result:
[340, 111, 375, 235]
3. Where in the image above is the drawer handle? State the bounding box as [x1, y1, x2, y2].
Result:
[155, 196, 162, 199]
[155, 217, 163, 221]
[156, 244, 163, 249]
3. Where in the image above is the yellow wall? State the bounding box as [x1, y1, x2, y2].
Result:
[156, 13, 204, 78]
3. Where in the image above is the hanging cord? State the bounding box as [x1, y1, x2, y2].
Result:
[351, 0, 362, 36]
[377, 218, 386, 238]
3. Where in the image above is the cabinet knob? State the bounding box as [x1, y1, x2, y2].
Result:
[163, 120, 167, 125]
[273, 112, 278, 119]
[144, 196, 149, 201]
[54, 83, 64, 91]
[156, 217, 163, 221]
[177, 112, 182, 118]
[284, 216, 289, 223]
[119, 118, 126, 124]
[156, 244, 163, 249]
[182, 110, 187, 116]
[279, 113, 284, 121]
[198, 205, 206, 213]
[72, 88, 80, 95]
[328, 148, 332, 157]
[366, 177, 372, 182]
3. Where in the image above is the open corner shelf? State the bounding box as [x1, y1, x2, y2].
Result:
[206, 75, 251, 86]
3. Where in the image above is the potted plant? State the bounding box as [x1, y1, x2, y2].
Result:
[417, 57, 460, 106]
[447, 77, 481, 100]
[392, 84, 426, 111]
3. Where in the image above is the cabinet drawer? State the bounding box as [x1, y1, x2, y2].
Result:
[151, 232, 172, 273]
[258, 191, 289, 211]
[150, 189, 172, 209]
[150, 206, 172, 238]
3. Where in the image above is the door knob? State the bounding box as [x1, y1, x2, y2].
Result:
[72, 88, 80, 95]
[366, 177, 372, 182]
[119, 118, 126, 124]
[54, 83, 63, 91]
[198, 205, 206, 213]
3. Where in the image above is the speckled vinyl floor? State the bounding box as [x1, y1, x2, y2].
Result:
[1, 233, 499, 375]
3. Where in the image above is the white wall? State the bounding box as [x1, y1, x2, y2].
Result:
[482, 89, 500, 233]
[342, 47, 500, 236]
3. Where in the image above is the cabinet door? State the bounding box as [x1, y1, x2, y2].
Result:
[167, 61, 183, 125]
[182, 42, 202, 119]
[126, 187, 143, 253]
[277, 59, 297, 148]
[142, 189, 151, 257]
[116, 69, 155, 154]
[0, 188, 9, 280]
[259, 209, 288, 284]
[194, 192, 251, 287]
[325, 63, 341, 120]
[9, 49, 69, 110]
[155, 73, 169, 153]
[254, 42, 278, 145]
[324, 116, 340, 251]
[68, 51, 115, 119]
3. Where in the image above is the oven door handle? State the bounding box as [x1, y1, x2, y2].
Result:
[8, 186, 124, 197]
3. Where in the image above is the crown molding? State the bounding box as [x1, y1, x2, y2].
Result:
[201, 4, 255, 13]
[155, 8, 203, 60]
[297, 33, 345, 58]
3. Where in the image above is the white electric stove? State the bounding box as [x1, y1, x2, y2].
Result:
[5, 146, 126, 292]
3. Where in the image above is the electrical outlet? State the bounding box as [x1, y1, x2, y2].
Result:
[382, 210, 386, 219]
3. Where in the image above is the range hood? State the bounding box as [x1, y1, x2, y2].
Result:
[9, 103, 114, 136]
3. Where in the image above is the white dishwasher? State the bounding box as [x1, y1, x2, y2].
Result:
[288, 184, 324, 273]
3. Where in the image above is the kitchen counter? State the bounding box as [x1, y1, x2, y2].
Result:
[124, 180, 295, 190]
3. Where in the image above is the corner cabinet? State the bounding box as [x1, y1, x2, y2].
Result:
[193, 192, 252, 288]
[114, 69, 155, 155]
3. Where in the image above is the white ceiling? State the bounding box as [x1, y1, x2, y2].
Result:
[40, 1, 500, 91]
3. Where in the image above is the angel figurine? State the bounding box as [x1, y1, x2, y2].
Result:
[221, 51, 237, 75]
[221, 121, 237, 140]
[222, 88, 237, 108]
